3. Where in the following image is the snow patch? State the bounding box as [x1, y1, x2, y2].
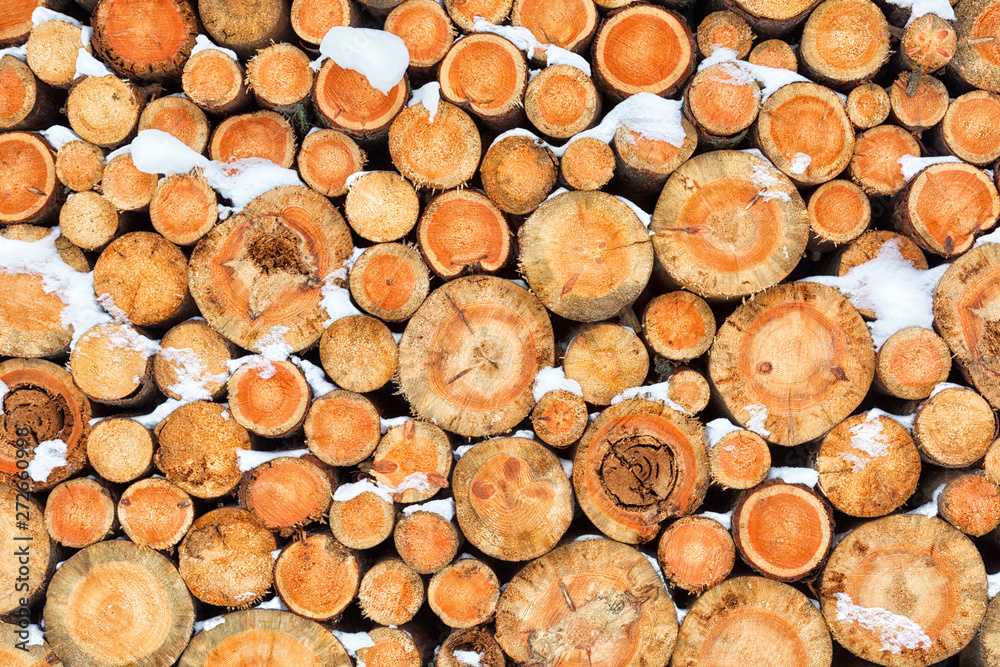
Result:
[75, 48, 113, 78]
[988, 571, 1000, 598]
[471, 18, 591, 76]
[311, 27, 409, 94]
[454, 650, 483, 667]
[767, 466, 819, 487]
[236, 448, 309, 472]
[790, 152, 812, 175]
[898, 154, 964, 181]
[0, 380, 7, 415]
[930, 381, 963, 397]
[909, 483, 945, 517]
[749, 162, 792, 202]
[27, 439, 68, 483]
[699, 47, 815, 101]
[24, 624, 43, 646]
[842, 413, 890, 472]
[392, 472, 431, 494]
[704, 418, 742, 447]
[189, 34, 239, 61]
[40, 126, 83, 151]
[834, 592, 932, 653]
[696, 510, 733, 531]
[886, 0, 956, 26]
[333, 479, 394, 504]
[742, 404, 771, 437]
[332, 631, 375, 659]
[293, 357, 337, 397]
[194, 616, 226, 633]
[407, 81, 440, 122]
[0, 45, 27, 61]
[380, 415, 411, 434]
[402, 498, 455, 522]
[532, 365, 583, 402]
[320, 246, 365, 326]
[611, 381, 689, 414]
[559, 457, 573, 478]
[254, 596, 288, 610]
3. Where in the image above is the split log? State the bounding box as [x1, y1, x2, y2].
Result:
[889, 72, 950, 133]
[312, 58, 409, 142]
[900, 12, 956, 73]
[709, 281, 875, 446]
[524, 65, 600, 140]
[384, 0, 455, 76]
[511, 0, 597, 53]
[181, 47, 251, 116]
[950, 0, 1000, 94]
[815, 412, 921, 517]
[452, 436, 573, 560]
[592, 4, 695, 101]
[651, 150, 809, 299]
[934, 91, 1000, 166]
[238, 456, 332, 534]
[563, 323, 649, 405]
[348, 243, 429, 322]
[935, 470, 1000, 537]
[101, 152, 158, 211]
[530, 388, 588, 448]
[0, 54, 58, 131]
[28, 18, 90, 89]
[480, 135, 558, 215]
[717, 0, 823, 38]
[495, 539, 678, 666]
[290, 0, 359, 45]
[58, 190, 124, 251]
[66, 75, 144, 148]
[439, 33, 527, 130]
[137, 95, 211, 154]
[559, 136, 615, 191]
[118, 477, 195, 550]
[913, 386, 997, 467]
[87, 418, 153, 484]
[198, 0, 294, 59]
[44, 477, 116, 548]
[799, 0, 890, 89]
[209, 110, 297, 168]
[178, 507, 276, 607]
[153, 400, 251, 498]
[44, 540, 194, 667]
[849, 123, 921, 196]
[319, 315, 398, 393]
[188, 185, 353, 353]
[875, 326, 952, 399]
[228, 360, 311, 437]
[416, 188, 511, 280]
[846, 82, 891, 129]
[437, 628, 505, 667]
[572, 398, 709, 543]
[427, 558, 500, 628]
[820, 514, 987, 666]
[388, 100, 481, 189]
[442, 0, 510, 32]
[149, 172, 219, 246]
[747, 38, 798, 71]
[93, 231, 192, 327]
[657, 515, 735, 593]
[673, 576, 832, 666]
[612, 119, 697, 209]
[0, 0, 63, 48]
[0, 483, 54, 614]
[273, 533, 361, 621]
[370, 419, 451, 503]
[394, 506, 461, 574]
[296, 128, 366, 198]
[696, 10, 753, 58]
[328, 478, 395, 548]
[520, 190, 652, 321]
[397, 275, 554, 436]
[344, 171, 420, 242]
[153, 318, 234, 401]
[682, 62, 761, 148]
[56, 140, 105, 192]
[642, 291, 715, 362]
[708, 428, 771, 489]
[246, 43, 313, 114]
[0, 131, 61, 225]
[90, 0, 199, 81]
[305, 390, 381, 466]
[358, 557, 425, 626]
[806, 178, 871, 250]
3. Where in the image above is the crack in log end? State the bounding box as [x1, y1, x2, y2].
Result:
[525, 588, 641, 665]
[601, 435, 678, 514]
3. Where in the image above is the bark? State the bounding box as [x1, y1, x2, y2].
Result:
[442, 0, 511, 32]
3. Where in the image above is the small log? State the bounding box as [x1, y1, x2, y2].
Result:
[179, 610, 350, 665]
[312, 58, 409, 142]
[592, 4, 695, 101]
[209, 110, 297, 168]
[58, 190, 124, 251]
[246, 44, 313, 114]
[290, 0, 360, 45]
[370, 419, 451, 503]
[101, 152, 158, 211]
[69, 323, 157, 407]
[358, 626, 428, 667]
[511, 0, 597, 53]
[296, 128, 366, 197]
[198, 0, 294, 59]
[344, 171, 420, 242]
[27, 18, 87, 89]
[673, 576, 832, 665]
[427, 558, 500, 628]
[697, 10, 753, 59]
[56, 140, 105, 192]
[442, 0, 511, 32]
[913, 386, 997, 467]
[807, 178, 871, 250]
[531, 388, 588, 448]
[93, 231, 192, 327]
[394, 507, 461, 574]
[181, 47, 251, 116]
[875, 326, 952, 399]
[328, 479, 395, 548]
[397, 275, 554, 436]
[0, 484, 54, 614]
[0, 131, 60, 225]
[657, 515, 735, 594]
[385, 0, 455, 76]
[228, 360, 311, 437]
[44, 477, 116, 548]
[848, 123, 921, 196]
[612, 120, 698, 209]
[305, 390, 381, 467]
[416, 188, 512, 280]
[0, 54, 58, 131]
[889, 72, 949, 133]
[950, 0, 1000, 94]
[563, 323, 650, 405]
[239, 456, 332, 534]
[137, 95, 211, 154]
[717, 0, 822, 38]
[559, 136, 615, 190]
[820, 514, 987, 666]
[388, 100, 481, 189]
[480, 135, 557, 215]
[934, 91, 1000, 166]
[179, 507, 276, 607]
[153, 318, 234, 401]
[846, 82, 891, 129]
[0, 0, 64, 48]
[833, 229, 928, 276]
[87, 417, 153, 483]
[273, 533, 361, 621]
[91, 0, 198, 81]
[709, 281, 875, 446]
[319, 314, 398, 393]
[682, 62, 761, 148]
[149, 172, 219, 246]
[453, 436, 573, 561]
[900, 12, 957, 73]
[524, 65, 600, 140]
[666, 368, 711, 414]
[799, 0, 889, 89]
[651, 150, 809, 299]
[495, 539, 677, 666]
[349, 242, 429, 322]
[815, 412, 921, 517]
[118, 477, 195, 550]
[936, 470, 1000, 537]
[437, 628, 505, 667]
[573, 398, 709, 543]
[708, 428, 771, 489]
[153, 400, 251, 498]
[66, 75, 144, 148]
[747, 38, 798, 71]
[520, 190, 653, 321]
[44, 540, 194, 667]
[358, 557, 425, 626]
[642, 291, 715, 362]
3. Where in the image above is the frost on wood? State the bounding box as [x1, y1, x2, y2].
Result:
[767, 467, 820, 487]
[834, 592, 932, 653]
[842, 413, 890, 472]
[402, 498, 455, 522]
[407, 82, 440, 122]
[742, 404, 771, 437]
[611, 381, 689, 414]
[531, 365, 583, 402]
[312, 27, 410, 94]
[470, 17, 591, 77]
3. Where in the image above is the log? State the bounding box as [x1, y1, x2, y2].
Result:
[397, 275, 554, 436]
[27, 17, 88, 89]
[511, 0, 597, 53]
[66, 75, 145, 148]
[416, 188, 512, 280]
[950, 0, 1000, 94]
[559, 136, 615, 191]
[524, 65, 600, 140]
[178, 506, 276, 607]
[696, 10, 753, 59]
[642, 291, 715, 362]
[815, 411, 921, 517]
[0, 131, 61, 225]
[0, 0, 63, 48]
[238, 456, 332, 534]
[348, 243, 429, 322]
[708, 428, 771, 489]
[44, 540, 194, 667]
[806, 178, 871, 250]
[747, 38, 798, 71]
[0, 483, 54, 614]
[273, 533, 361, 621]
[90, 0, 199, 81]
[666, 368, 711, 414]
[198, 0, 294, 59]
[181, 47, 251, 116]
[427, 557, 500, 628]
[153, 400, 251, 498]
[328, 478, 395, 548]
[296, 128, 366, 198]
[573, 398, 709, 543]
[246, 43, 313, 114]
[439, 33, 529, 128]
[319, 314, 398, 393]
[799, 0, 890, 89]
[833, 228, 928, 275]
[985, 439, 1000, 487]
[934, 91, 1000, 166]
[846, 82, 891, 129]
[101, 152, 158, 211]
[118, 477, 195, 550]
[820, 514, 987, 666]
[149, 172, 219, 246]
[153, 318, 234, 401]
[0, 54, 58, 131]
[188, 185, 353, 353]
[442, 0, 510, 32]
[304, 390, 381, 466]
[394, 506, 461, 574]
[344, 171, 420, 242]
[384, 0, 455, 76]
[656, 515, 735, 593]
[913, 386, 997, 467]
[480, 135, 558, 215]
[849, 123, 921, 196]
[357, 557, 425, 626]
[87, 417, 154, 483]
[900, 12, 956, 73]
[935, 470, 1000, 537]
[228, 359, 311, 437]
[563, 323, 650, 405]
[388, 100, 481, 189]
[58, 190, 124, 251]
[592, 4, 695, 101]
[717, 0, 822, 38]
[494, 538, 677, 666]
[673, 576, 832, 666]
[612, 119, 697, 209]
[358, 626, 427, 667]
[290, 0, 359, 45]
[209, 110, 297, 167]
[56, 140, 105, 192]
[312, 57, 409, 142]
[370, 419, 452, 503]
[875, 326, 952, 399]
[452, 436, 573, 560]
[530, 388, 588, 448]
[682, 62, 761, 148]
[960, 593, 1000, 667]
[651, 150, 809, 300]
[137, 95, 211, 154]
[888, 72, 950, 133]
[0, 622, 62, 667]
[93, 231, 192, 328]
[0, 358, 91, 491]
[44, 477, 116, 548]
[436, 628, 505, 667]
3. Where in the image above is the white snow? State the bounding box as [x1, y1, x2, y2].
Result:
[909, 483, 945, 517]
[930, 381, 963, 397]
[696, 510, 733, 531]
[742, 404, 771, 437]
[320, 246, 365, 326]
[271, 549, 282, 560]
[565, 93, 686, 153]
[615, 195, 652, 228]
[24, 624, 43, 646]
[27, 439, 68, 482]
[332, 631, 375, 659]
[103, 145, 131, 164]
[392, 472, 432, 494]
[96, 293, 129, 322]
[611, 381, 690, 414]
[698, 47, 814, 102]
[32, 7, 82, 28]
[974, 228, 1000, 248]
[886, 0, 956, 26]
[559, 457, 573, 478]
[512, 429, 535, 439]
[402, 498, 455, 522]
[333, 479, 394, 504]
[574, 534, 607, 541]
[194, 616, 226, 633]
[790, 152, 812, 175]
[293, 357, 337, 397]
[0, 380, 7, 415]
[311, 27, 409, 94]
[453, 650, 483, 667]
[676, 607, 689, 623]
[642, 551, 667, 586]
[532, 366, 583, 402]
[189, 34, 239, 61]
[841, 412, 890, 472]
[40, 126, 83, 151]
[453, 444, 474, 459]
[834, 592, 932, 653]
[898, 154, 964, 181]
[988, 571, 1000, 598]
[802, 237, 949, 348]
[236, 448, 309, 472]
[254, 596, 288, 610]
[380, 415, 411, 434]
[867, 407, 916, 431]
[158, 346, 229, 402]
[471, 17, 591, 76]
[767, 466, 819, 487]
[407, 82, 440, 122]
[75, 48, 113, 79]
[704, 418, 742, 447]
[749, 162, 792, 202]
[0, 45, 27, 61]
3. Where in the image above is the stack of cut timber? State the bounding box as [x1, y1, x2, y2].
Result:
[5, 0, 1000, 665]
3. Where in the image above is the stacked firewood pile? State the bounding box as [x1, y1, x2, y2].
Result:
[3, 0, 1000, 664]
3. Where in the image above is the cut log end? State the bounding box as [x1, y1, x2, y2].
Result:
[0, 54, 57, 131]
[0, 131, 59, 225]
[937, 91, 1000, 166]
[138, 95, 211, 154]
[416, 188, 511, 280]
[182, 48, 250, 116]
[437, 628, 505, 667]
[150, 172, 219, 247]
[394, 509, 461, 574]
[875, 326, 952, 400]
[901, 12, 957, 73]
[697, 11, 753, 59]
[481, 135, 558, 215]
[154, 318, 234, 401]
[102, 153, 158, 212]
[524, 65, 600, 140]
[290, 0, 357, 45]
[228, 359, 311, 437]
[530, 388, 588, 448]
[385, 0, 455, 73]
[88, 417, 154, 484]
[684, 63, 761, 146]
[799, 0, 889, 88]
[914, 386, 997, 467]
[238, 456, 332, 534]
[320, 315, 399, 394]
[313, 58, 408, 141]
[709, 429, 771, 489]
[643, 291, 716, 362]
[559, 137, 615, 191]
[846, 82, 891, 129]
[511, 0, 597, 53]
[56, 140, 105, 193]
[44, 478, 116, 549]
[209, 110, 297, 168]
[66, 76, 143, 148]
[198, 0, 294, 59]
[345, 171, 420, 243]
[358, 558, 425, 626]
[274, 534, 361, 620]
[371, 419, 452, 504]
[247, 44, 314, 112]
[329, 485, 396, 549]
[91, 0, 199, 81]
[118, 477, 195, 551]
[889, 72, 949, 132]
[849, 124, 921, 196]
[428, 558, 500, 628]
[939, 472, 1000, 537]
[747, 39, 799, 71]
[564, 323, 649, 405]
[70, 323, 156, 407]
[305, 390, 382, 467]
[657, 515, 735, 593]
[807, 178, 871, 250]
[296, 129, 366, 198]
[58, 190, 122, 252]
[349, 243, 430, 322]
[388, 101, 481, 190]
